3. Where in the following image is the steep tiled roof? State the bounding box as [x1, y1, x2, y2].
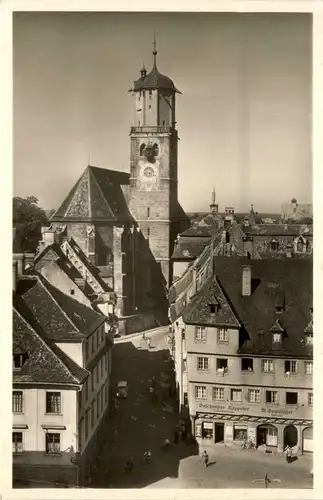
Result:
[243, 224, 313, 237]
[171, 237, 210, 260]
[183, 275, 240, 328]
[190, 257, 313, 358]
[51, 166, 132, 223]
[21, 274, 106, 340]
[13, 294, 88, 384]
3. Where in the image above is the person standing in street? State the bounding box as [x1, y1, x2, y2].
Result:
[284, 445, 292, 463]
[147, 338, 151, 348]
[143, 451, 152, 464]
[202, 450, 209, 468]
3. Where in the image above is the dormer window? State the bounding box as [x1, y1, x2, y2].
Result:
[13, 353, 28, 370]
[276, 306, 284, 314]
[305, 333, 313, 345]
[209, 304, 218, 314]
[270, 240, 278, 251]
[273, 332, 282, 343]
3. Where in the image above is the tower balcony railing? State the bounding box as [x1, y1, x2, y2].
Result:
[130, 126, 174, 134]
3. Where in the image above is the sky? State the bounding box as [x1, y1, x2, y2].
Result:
[13, 12, 312, 213]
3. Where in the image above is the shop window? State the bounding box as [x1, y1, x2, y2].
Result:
[285, 360, 297, 375]
[308, 393, 313, 406]
[241, 358, 253, 372]
[286, 392, 298, 405]
[12, 391, 23, 413]
[304, 361, 313, 375]
[216, 358, 228, 375]
[233, 425, 247, 441]
[230, 389, 242, 402]
[202, 422, 213, 439]
[248, 389, 260, 403]
[46, 392, 61, 414]
[261, 359, 274, 373]
[46, 433, 60, 454]
[305, 333, 313, 345]
[195, 385, 207, 399]
[266, 390, 278, 404]
[12, 432, 23, 453]
[217, 328, 228, 343]
[195, 327, 206, 343]
[213, 387, 224, 401]
[197, 356, 209, 371]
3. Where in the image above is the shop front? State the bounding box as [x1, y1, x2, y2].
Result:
[192, 412, 312, 454]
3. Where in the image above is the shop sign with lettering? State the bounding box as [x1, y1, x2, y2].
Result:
[197, 402, 296, 417]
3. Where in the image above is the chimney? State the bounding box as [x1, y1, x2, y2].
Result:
[13, 261, 17, 291]
[242, 265, 252, 296]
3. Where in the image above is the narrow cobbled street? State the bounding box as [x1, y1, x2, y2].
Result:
[91, 328, 197, 488]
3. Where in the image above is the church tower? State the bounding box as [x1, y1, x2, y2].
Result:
[128, 40, 183, 289]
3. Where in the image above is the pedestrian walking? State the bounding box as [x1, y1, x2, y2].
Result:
[202, 450, 209, 468]
[284, 445, 292, 463]
[147, 338, 151, 348]
[143, 451, 152, 463]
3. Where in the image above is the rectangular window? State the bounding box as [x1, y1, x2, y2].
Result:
[241, 358, 253, 371]
[285, 360, 297, 374]
[233, 425, 248, 441]
[262, 359, 274, 373]
[197, 356, 209, 371]
[213, 387, 224, 401]
[12, 432, 23, 453]
[202, 422, 213, 439]
[216, 358, 228, 373]
[286, 392, 298, 405]
[304, 361, 313, 375]
[272, 333, 282, 343]
[266, 390, 278, 404]
[230, 389, 242, 402]
[217, 328, 228, 343]
[195, 386, 207, 399]
[85, 410, 89, 441]
[97, 395, 100, 419]
[183, 359, 187, 372]
[149, 90, 152, 99]
[46, 433, 60, 454]
[46, 392, 61, 414]
[91, 369, 95, 391]
[308, 393, 313, 406]
[183, 392, 188, 406]
[248, 389, 260, 403]
[194, 327, 206, 343]
[12, 391, 23, 413]
[85, 378, 89, 401]
[13, 353, 27, 370]
[92, 401, 96, 427]
[147, 207, 150, 219]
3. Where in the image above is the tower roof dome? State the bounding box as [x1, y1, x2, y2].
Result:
[130, 38, 181, 94]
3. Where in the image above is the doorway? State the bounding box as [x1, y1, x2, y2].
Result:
[214, 423, 224, 443]
[284, 425, 298, 448]
[257, 424, 278, 447]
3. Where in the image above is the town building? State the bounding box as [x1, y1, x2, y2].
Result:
[171, 199, 313, 281]
[48, 41, 188, 334]
[13, 268, 113, 487]
[281, 198, 313, 221]
[169, 256, 313, 454]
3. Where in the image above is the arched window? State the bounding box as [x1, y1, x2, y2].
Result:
[152, 143, 159, 157]
[140, 143, 146, 156]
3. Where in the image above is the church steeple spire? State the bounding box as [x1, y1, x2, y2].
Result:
[210, 186, 218, 215]
[152, 33, 158, 69]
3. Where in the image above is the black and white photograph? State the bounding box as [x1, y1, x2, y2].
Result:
[6, 5, 317, 492]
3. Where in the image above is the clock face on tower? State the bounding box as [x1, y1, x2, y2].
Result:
[138, 160, 159, 191]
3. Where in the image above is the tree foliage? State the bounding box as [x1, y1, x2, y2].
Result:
[13, 196, 51, 252]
